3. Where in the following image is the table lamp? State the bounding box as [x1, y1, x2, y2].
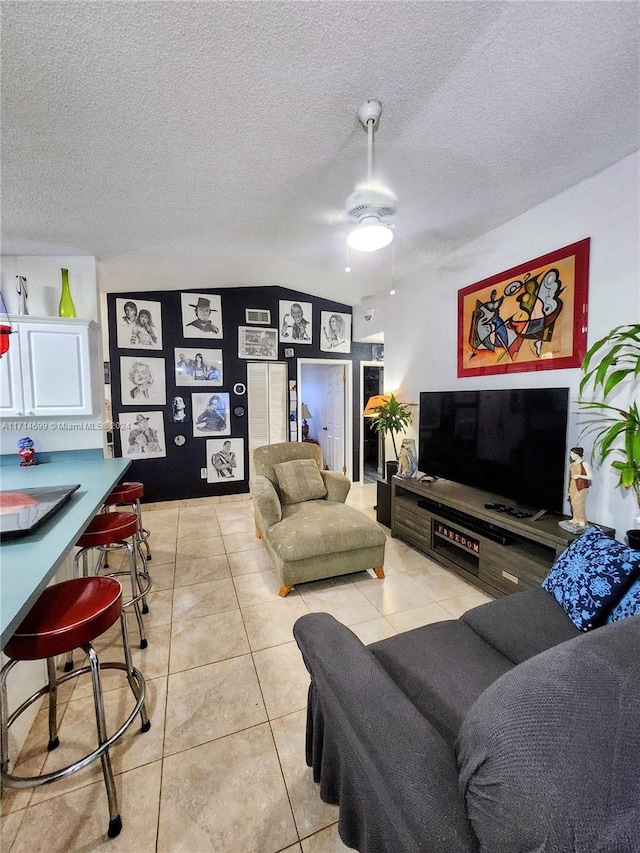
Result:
[301, 403, 313, 439]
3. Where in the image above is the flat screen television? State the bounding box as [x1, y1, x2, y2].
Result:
[418, 388, 569, 514]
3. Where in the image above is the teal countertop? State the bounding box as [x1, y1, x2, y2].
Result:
[0, 450, 130, 645]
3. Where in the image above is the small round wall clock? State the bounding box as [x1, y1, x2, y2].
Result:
[233, 382, 246, 396]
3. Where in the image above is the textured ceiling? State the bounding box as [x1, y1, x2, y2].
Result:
[2, 1, 639, 306]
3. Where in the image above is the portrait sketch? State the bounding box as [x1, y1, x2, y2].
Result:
[192, 392, 230, 437]
[118, 411, 166, 459]
[119, 356, 166, 406]
[206, 438, 244, 482]
[180, 293, 223, 339]
[320, 311, 351, 353]
[174, 348, 223, 386]
[238, 327, 278, 360]
[115, 298, 163, 350]
[171, 395, 189, 423]
[279, 300, 312, 344]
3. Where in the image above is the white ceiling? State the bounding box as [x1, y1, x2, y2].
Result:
[2, 1, 639, 307]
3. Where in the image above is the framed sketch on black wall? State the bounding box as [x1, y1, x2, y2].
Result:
[238, 327, 278, 359]
[180, 293, 223, 339]
[174, 348, 223, 385]
[192, 392, 230, 437]
[320, 311, 351, 353]
[116, 298, 163, 350]
[279, 300, 312, 344]
[171, 396, 189, 423]
[118, 411, 166, 459]
[206, 438, 244, 482]
[120, 356, 166, 406]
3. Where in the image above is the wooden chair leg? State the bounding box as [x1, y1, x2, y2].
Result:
[373, 566, 385, 579]
[278, 584, 294, 597]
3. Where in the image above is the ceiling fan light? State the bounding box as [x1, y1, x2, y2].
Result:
[347, 217, 394, 252]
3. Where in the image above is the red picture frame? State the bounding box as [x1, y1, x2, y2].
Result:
[457, 238, 590, 378]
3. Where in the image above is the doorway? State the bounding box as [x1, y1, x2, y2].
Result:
[298, 359, 353, 480]
[360, 361, 384, 484]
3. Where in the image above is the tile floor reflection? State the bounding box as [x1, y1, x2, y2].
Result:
[1, 484, 491, 852]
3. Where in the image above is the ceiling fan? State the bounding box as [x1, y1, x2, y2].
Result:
[345, 99, 396, 253]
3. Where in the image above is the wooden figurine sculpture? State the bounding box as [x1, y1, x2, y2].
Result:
[558, 446, 592, 533]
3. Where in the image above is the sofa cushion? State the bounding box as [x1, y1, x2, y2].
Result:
[369, 620, 514, 746]
[541, 526, 640, 631]
[268, 501, 385, 561]
[461, 587, 580, 664]
[457, 615, 640, 853]
[607, 576, 640, 622]
[273, 458, 327, 505]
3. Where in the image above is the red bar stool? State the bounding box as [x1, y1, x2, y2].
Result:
[104, 482, 151, 566]
[75, 512, 151, 650]
[0, 576, 150, 839]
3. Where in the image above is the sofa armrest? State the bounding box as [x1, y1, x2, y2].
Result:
[249, 475, 282, 529]
[293, 613, 476, 853]
[320, 470, 350, 503]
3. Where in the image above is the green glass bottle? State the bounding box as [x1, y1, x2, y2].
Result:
[58, 268, 76, 318]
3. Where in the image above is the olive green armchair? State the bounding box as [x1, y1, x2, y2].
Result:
[250, 442, 386, 596]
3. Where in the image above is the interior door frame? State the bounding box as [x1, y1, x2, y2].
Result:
[297, 358, 353, 481]
[359, 360, 383, 484]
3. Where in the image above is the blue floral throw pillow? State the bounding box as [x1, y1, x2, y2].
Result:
[606, 577, 640, 622]
[541, 526, 640, 631]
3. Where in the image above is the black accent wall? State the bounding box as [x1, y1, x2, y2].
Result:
[107, 285, 375, 502]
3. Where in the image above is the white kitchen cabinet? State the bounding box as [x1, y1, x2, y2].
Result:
[0, 317, 100, 418]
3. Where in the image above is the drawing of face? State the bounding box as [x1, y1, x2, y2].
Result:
[329, 316, 338, 331]
[223, 441, 231, 451]
[196, 306, 211, 322]
[124, 302, 137, 320]
[130, 362, 152, 387]
[138, 310, 152, 327]
[291, 304, 304, 324]
[195, 353, 204, 366]
[207, 395, 220, 411]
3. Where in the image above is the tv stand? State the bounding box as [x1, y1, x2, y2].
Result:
[391, 477, 614, 598]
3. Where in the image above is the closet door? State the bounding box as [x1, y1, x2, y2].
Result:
[247, 362, 288, 476]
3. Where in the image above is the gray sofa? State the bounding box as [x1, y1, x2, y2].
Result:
[293, 587, 640, 853]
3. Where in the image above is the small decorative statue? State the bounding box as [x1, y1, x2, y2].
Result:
[397, 438, 419, 479]
[17, 436, 37, 467]
[16, 276, 28, 315]
[558, 446, 592, 533]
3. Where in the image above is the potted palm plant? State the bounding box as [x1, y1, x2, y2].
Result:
[579, 324, 640, 546]
[367, 393, 417, 481]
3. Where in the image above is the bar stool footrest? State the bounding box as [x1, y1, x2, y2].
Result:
[1, 661, 148, 790]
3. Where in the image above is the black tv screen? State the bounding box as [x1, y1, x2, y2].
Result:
[418, 388, 569, 513]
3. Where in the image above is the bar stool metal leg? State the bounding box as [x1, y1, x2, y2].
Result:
[46, 657, 60, 751]
[87, 643, 121, 837]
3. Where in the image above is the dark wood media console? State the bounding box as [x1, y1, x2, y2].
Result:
[391, 476, 614, 598]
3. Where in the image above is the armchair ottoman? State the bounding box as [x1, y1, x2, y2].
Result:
[250, 442, 386, 596]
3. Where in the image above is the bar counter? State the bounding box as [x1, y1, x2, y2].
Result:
[0, 450, 130, 646]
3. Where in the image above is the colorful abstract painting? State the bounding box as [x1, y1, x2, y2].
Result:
[458, 239, 590, 377]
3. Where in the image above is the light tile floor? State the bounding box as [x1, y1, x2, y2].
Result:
[1, 484, 491, 852]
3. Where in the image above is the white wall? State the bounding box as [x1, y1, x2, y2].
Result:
[355, 152, 639, 538]
[0, 255, 106, 453]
